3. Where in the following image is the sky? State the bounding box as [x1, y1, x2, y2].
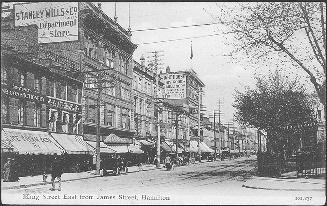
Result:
[100, 2, 256, 123]
[4, 2, 317, 125]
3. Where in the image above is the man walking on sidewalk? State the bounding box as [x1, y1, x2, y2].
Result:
[50, 154, 64, 191]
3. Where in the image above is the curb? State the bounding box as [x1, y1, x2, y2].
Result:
[242, 184, 325, 192]
[2, 175, 101, 190]
[2, 166, 159, 190]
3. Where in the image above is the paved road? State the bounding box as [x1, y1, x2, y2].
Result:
[2, 156, 324, 205]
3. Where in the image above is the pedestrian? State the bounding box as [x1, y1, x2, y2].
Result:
[42, 155, 50, 182]
[50, 154, 64, 191]
[165, 156, 172, 171]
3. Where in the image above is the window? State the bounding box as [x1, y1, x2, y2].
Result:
[105, 58, 110, 67]
[10, 67, 20, 85]
[26, 101, 36, 126]
[56, 81, 66, 100]
[35, 77, 41, 93]
[124, 61, 128, 75]
[20, 72, 25, 87]
[105, 104, 115, 127]
[34, 104, 41, 127]
[40, 104, 47, 128]
[85, 74, 96, 89]
[49, 109, 58, 132]
[104, 82, 115, 96]
[116, 107, 122, 128]
[77, 88, 82, 103]
[87, 99, 96, 123]
[47, 79, 55, 97]
[1, 67, 7, 85]
[26, 72, 35, 90]
[62, 111, 69, 133]
[122, 108, 130, 129]
[67, 85, 77, 102]
[1, 97, 8, 124]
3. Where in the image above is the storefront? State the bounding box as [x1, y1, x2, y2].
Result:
[50, 133, 93, 172]
[138, 139, 156, 164]
[1, 128, 65, 177]
[1, 51, 85, 177]
[84, 135, 117, 170]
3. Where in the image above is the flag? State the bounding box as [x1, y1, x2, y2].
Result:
[190, 41, 193, 59]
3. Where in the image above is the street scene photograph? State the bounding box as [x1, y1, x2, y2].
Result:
[1, 2, 326, 205]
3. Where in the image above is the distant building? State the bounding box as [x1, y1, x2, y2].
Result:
[159, 67, 205, 139]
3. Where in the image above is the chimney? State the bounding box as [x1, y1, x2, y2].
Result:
[166, 66, 170, 73]
[98, 3, 102, 10]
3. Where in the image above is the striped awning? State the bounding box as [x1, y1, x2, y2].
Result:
[50, 133, 92, 154]
[128, 143, 144, 154]
[2, 128, 64, 155]
[1, 130, 15, 153]
[170, 144, 183, 153]
[103, 134, 132, 144]
[161, 142, 173, 152]
[189, 141, 199, 153]
[107, 145, 129, 153]
[86, 141, 116, 154]
[199, 142, 215, 153]
[139, 139, 155, 146]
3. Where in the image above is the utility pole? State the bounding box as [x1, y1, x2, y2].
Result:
[197, 88, 202, 162]
[218, 99, 222, 155]
[175, 112, 179, 158]
[81, 66, 116, 175]
[224, 121, 234, 152]
[148, 50, 164, 168]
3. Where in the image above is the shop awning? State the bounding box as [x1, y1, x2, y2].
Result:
[161, 142, 173, 152]
[50, 133, 92, 155]
[1, 130, 15, 153]
[139, 139, 155, 146]
[103, 134, 133, 144]
[128, 144, 144, 154]
[179, 143, 189, 152]
[199, 142, 215, 153]
[107, 145, 129, 153]
[190, 141, 199, 153]
[86, 141, 116, 154]
[171, 144, 183, 153]
[2, 128, 64, 155]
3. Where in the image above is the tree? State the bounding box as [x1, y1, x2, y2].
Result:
[214, 2, 326, 110]
[233, 70, 317, 155]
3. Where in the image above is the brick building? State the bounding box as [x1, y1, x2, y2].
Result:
[1, 2, 138, 176]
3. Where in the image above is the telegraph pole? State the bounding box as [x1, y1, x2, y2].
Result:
[80, 66, 116, 175]
[148, 50, 164, 168]
[213, 111, 216, 160]
[197, 88, 202, 162]
[175, 112, 179, 158]
[95, 76, 102, 175]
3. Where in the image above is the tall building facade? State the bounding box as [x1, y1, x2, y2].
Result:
[1, 2, 138, 176]
[159, 67, 205, 140]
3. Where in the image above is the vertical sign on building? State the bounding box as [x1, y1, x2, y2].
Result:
[14, 2, 79, 43]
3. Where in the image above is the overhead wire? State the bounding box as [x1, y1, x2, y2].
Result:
[132, 22, 219, 32]
[138, 33, 221, 45]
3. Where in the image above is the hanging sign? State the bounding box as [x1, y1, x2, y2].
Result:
[14, 2, 79, 43]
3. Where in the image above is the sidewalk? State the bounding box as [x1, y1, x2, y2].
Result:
[243, 175, 326, 191]
[1, 164, 157, 190]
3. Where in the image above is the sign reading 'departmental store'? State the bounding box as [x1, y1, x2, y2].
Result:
[14, 2, 78, 43]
